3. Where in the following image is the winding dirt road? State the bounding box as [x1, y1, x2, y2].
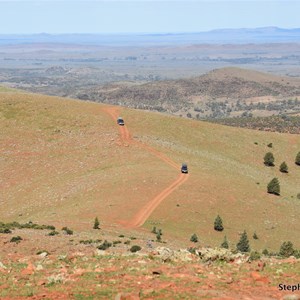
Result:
[102, 106, 189, 227]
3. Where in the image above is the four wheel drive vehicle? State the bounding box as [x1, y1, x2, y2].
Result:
[117, 117, 125, 126]
[181, 163, 188, 174]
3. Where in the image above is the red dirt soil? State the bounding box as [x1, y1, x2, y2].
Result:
[102, 106, 189, 227]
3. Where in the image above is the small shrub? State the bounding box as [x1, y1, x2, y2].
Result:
[253, 232, 258, 240]
[249, 251, 261, 261]
[221, 236, 229, 249]
[267, 178, 280, 195]
[124, 240, 131, 245]
[236, 230, 250, 253]
[118, 234, 125, 238]
[93, 217, 100, 230]
[0, 228, 12, 234]
[151, 226, 157, 234]
[297, 193, 300, 200]
[97, 240, 112, 250]
[130, 236, 136, 240]
[10, 236, 22, 243]
[262, 249, 269, 256]
[113, 240, 122, 245]
[62, 227, 73, 235]
[279, 241, 294, 257]
[295, 151, 300, 166]
[130, 245, 141, 253]
[214, 215, 224, 231]
[190, 233, 198, 243]
[279, 162, 288, 173]
[267, 143, 273, 148]
[47, 230, 59, 236]
[264, 152, 275, 166]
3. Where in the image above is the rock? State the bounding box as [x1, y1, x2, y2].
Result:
[36, 264, 44, 271]
[154, 247, 193, 262]
[38, 252, 48, 259]
[197, 247, 246, 263]
[94, 249, 107, 256]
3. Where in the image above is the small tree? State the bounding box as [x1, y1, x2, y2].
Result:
[295, 151, 300, 166]
[267, 178, 280, 195]
[221, 236, 229, 249]
[190, 233, 198, 243]
[93, 217, 100, 229]
[279, 162, 288, 173]
[253, 232, 258, 240]
[156, 231, 161, 242]
[151, 226, 157, 234]
[214, 215, 224, 231]
[279, 241, 294, 257]
[264, 152, 275, 166]
[236, 230, 250, 252]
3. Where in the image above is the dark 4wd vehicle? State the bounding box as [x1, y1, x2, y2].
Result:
[117, 117, 125, 126]
[181, 163, 188, 174]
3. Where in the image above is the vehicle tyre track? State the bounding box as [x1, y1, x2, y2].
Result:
[102, 106, 189, 227]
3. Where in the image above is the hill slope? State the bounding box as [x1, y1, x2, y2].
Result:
[77, 67, 300, 119]
[1, 92, 300, 252]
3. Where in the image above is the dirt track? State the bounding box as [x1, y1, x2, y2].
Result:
[102, 106, 189, 227]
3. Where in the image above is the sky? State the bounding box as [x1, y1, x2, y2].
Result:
[0, 0, 299, 34]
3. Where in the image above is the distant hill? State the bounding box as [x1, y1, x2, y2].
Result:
[1, 27, 300, 46]
[76, 67, 300, 119]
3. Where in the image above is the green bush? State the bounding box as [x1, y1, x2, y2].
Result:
[267, 178, 280, 195]
[249, 251, 261, 261]
[221, 236, 229, 249]
[47, 230, 59, 236]
[236, 231, 250, 253]
[279, 162, 288, 173]
[130, 245, 142, 253]
[190, 233, 198, 243]
[295, 151, 300, 166]
[97, 240, 112, 250]
[62, 227, 73, 235]
[0, 228, 12, 234]
[214, 215, 224, 231]
[10, 236, 22, 243]
[262, 249, 269, 256]
[253, 232, 258, 240]
[93, 217, 100, 229]
[264, 152, 275, 166]
[279, 241, 294, 257]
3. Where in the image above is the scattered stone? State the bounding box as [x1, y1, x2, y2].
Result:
[38, 252, 48, 259]
[196, 247, 246, 263]
[94, 249, 107, 256]
[36, 264, 44, 271]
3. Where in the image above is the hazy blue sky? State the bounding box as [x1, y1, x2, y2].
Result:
[0, 0, 299, 34]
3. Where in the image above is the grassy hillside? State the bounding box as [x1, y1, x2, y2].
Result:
[1, 93, 300, 253]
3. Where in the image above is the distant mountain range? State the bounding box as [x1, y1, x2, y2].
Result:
[1, 27, 300, 46]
